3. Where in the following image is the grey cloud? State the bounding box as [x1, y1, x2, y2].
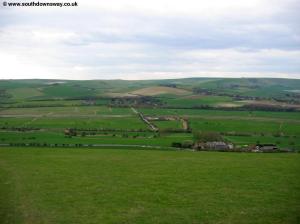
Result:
[0, 0, 299, 79]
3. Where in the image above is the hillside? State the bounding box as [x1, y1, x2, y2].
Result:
[0, 78, 299, 110]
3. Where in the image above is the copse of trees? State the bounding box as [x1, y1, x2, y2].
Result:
[171, 132, 224, 149]
[193, 131, 223, 142]
[64, 128, 77, 137]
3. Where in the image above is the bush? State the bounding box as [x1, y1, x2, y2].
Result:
[193, 131, 223, 142]
[182, 140, 193, 148]
[171, 142, 182, 148]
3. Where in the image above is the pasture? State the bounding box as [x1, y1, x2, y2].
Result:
[189, 118, 300, 136]
[0, 117, 147, 130]
[139, 108, 300, 120]
[0, 131, 192, 147]
[152, 120, 183, 130]
[0, 147, 299, 224]
[0, 79, 300, 224]
[0, 106, 133, 116]
[0, 106, 299, 150]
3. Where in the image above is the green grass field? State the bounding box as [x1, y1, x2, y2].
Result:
[189, 118, 300, 136]
[224, 135, 300, 150]
[0, 147, 299, 224]
[139, 108, 300, 120]
[0, 117, 147, 130]
[0, 79, 300, 223]
[152, 120, 183, 130]
[0, 106, 133, 116]
[7, 88, 43, 100]
[0, 106, 299, 150]
[0, 131, 192, 147]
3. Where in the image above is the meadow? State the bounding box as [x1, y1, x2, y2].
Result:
[189, 118, 299, 136]
[0, 106, 133, 116]
[139, 108, 300, 120]
[152, 120, 183, 130]
[0, 131, 192, 147]
[0, 105, 299, 150]
[0, 117, 146, 130]
[1, 147, 299, 224]
[0, 79, 300, 224]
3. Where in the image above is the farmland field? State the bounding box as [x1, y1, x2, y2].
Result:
[0, 106, 299, 150]
[161, 95, 241, 107]
[139, 108, 300, 120]
[0, 78, 300, 223]
[0, 131, 191, 147]
[0, 116, 147, 130]
[189, 118, 300, 135]
[1, 0, 300, 220]
[0, 105, 200, 148]
[152, 120, 183, 130]
[0, 147, 299, 224]
[0, 106, 133, 116]
[129, 86, 191, 96]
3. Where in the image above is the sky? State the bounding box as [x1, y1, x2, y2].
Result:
[0, 0, 299, 80]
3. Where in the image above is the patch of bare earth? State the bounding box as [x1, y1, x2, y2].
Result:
[129, 86, 190, 96]
[216, 103, 242, 108]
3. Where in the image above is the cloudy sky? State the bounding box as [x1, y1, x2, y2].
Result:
[0, 0, 299, 80]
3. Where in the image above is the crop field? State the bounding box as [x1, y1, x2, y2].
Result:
[129, 86, 191, 96]
[161, 95, 242, 107]
[0, 147, 299, 224]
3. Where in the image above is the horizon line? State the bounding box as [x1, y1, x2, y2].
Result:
[1, 76, 300, 81]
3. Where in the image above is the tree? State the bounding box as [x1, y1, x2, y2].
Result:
[64, 128, 77, 137]
[182, 140, 193, 148]
[193, 131, 223, 142]
[171, 142, 182, 148]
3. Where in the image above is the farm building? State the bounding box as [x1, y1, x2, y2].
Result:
[255, 144, 278, 152]
[195, 141, 234, 151]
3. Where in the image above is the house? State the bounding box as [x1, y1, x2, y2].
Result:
[195, 141, 234, 151]
[206, 141, 229, 150]
[256, 144, 278, 152]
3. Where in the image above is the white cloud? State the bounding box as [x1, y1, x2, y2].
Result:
[0, 0, 299, 79]
[0, 52, 52, 79]
[32, 30, 77, 44]
[83, 0, 276, 17]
